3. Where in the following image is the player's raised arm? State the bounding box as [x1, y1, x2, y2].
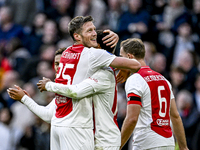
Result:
[7, 85, 55, 123]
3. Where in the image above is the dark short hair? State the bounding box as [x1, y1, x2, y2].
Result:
[120, 38, 145, 59]
[55, 47, 66, 56]
[68, 16, 94, 41]
[96, 30, 115, 53]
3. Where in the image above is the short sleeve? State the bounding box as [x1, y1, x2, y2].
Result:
[89, 48, 116, 70]
[125, 74, 145, 106]
[166, 79, 175, 100]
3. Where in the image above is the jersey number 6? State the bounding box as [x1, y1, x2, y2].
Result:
[158, 86, 167, 117]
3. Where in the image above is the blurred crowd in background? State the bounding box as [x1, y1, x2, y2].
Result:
[0, 0, 200, 149]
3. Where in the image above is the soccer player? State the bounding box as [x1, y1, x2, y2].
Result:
[119, 38, 188, 150]
[8, 24, 134, 149]
[46, 15, 139, 150]
[37, 30, 121, 150]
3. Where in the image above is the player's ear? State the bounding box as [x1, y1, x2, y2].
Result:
[74, 33, 81, 41]
[127, 53, 134, 59]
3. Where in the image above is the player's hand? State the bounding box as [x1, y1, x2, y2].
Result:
[23, 90, 31, 97]
[37, 77, 52, 92]
[115, 69, 131, 83]
[102, 29, 119, 48]
[7, 85, 25, 101]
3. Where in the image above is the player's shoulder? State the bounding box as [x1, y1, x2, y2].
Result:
[126, 73, 146, 86]
[127, 73, 143, 81]
[88, 47, 106, 53]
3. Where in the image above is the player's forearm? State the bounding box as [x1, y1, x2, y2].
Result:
[21, 95, 53, 123]
[171, 116, 188, 150]
[120, 118, 136, 149]
[110, 57, 141, 73]
[46, 82, 95, 99]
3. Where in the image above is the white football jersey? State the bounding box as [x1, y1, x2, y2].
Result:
[125, 66, 175, 149]
[52, 44, 116, 128]
[46, 67, 121, 147]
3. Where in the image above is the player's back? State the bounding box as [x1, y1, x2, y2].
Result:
[92, 67, 121, 147]
[52, 44, 116, 127]
[125, 66, 175, 149]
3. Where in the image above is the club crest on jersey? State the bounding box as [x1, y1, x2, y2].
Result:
[56, 96, 69, 104]
[156, 119, 169, 126]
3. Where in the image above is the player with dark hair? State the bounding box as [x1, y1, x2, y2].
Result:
[36, 29, 121, 150]
[7, 27, 127, 150]
[119, 38, 188, 150]
[96, 30, 116, 54]
[42, 15, 139, 150]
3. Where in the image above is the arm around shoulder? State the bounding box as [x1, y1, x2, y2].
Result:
[110, 57, 141, 73]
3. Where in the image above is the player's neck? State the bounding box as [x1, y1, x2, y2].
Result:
[74, 41, 83, 45]
[138, 59, 146, 67]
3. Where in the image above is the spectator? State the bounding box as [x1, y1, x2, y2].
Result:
[191, 0, 200, 40]
[176, 90, 200, 150]
[0, 107, 23, 150]
[193, 73, 200, 112]
[156, 0, 190, 33]
[0, 6, 25, 53]
[149, 52, 169, 79]
[5, 0, 50, 28]
[45, 0, 74, 22]
[26, 19, 59, 56]
[74, 0, 107, 28]
[177, 50, 199, 92]
[18, 115, 50, 150]
[171, 22, 195, 66]
[103, 0, 122, 32]
[6, 38, 31, 74]
[5, 0, 37, 29]
[143, 41, 157, 66]
[0, 70, 21, 107]
[169, 65, 186, 96]
[117, 0, 150, 40]
[31, 12, 47, 37]
[57, 15, 71, 40]
[20, 44, 56, 82]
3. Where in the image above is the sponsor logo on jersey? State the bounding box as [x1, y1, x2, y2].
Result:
[55, 96, 70, 104]
[156, 119, 169, 126]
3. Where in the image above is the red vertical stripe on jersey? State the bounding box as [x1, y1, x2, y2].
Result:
[92, 102, 96, 135]
[54, 44, 84, 118]
[138, 67, 172, 138]
[111, 67, 119, 128]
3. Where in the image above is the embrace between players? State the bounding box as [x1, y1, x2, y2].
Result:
[7, 16, 188, 150]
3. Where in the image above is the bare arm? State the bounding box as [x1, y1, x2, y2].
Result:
[110, 57, 141, 73]
[120, 104, 141, 149]
[170, 98, 189, 150]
